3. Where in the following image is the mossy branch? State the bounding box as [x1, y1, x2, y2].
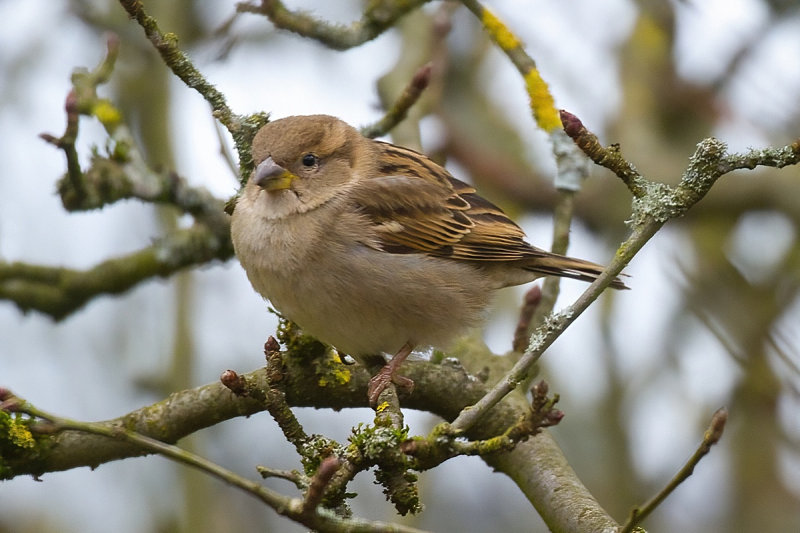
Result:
[1, 390, 428, 533]
[117, 0, 234, 128]
[1, 348, 619, 532]
[0, 223, 232, 321]
[117, 0, 268, 180]
[14, 32, 239, 321]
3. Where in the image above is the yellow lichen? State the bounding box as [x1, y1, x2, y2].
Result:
[92, 99, 122, 131]
[330, 365, 351, 385]
[524, 69, 561, 132]
[8, 420, 36, 449]
[481, 7, 521, 52]
[317, 353, 351, 387]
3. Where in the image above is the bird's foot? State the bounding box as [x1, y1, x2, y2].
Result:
[367, 342, 415, 406]
[367, 370, 414, 405]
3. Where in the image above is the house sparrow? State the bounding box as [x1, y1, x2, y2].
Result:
[231, 114, 626, 404]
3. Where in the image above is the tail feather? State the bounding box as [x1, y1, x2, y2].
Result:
[523, 254, 629, 290]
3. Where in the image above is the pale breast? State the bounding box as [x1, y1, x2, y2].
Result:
[232, 189, 496, 358]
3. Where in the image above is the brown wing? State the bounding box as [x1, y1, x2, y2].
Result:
[350, 141, 546, 262]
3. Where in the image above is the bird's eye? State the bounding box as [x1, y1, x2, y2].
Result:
[301, 154, 317, 167]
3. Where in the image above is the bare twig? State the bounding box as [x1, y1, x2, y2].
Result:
[404, 380, 563, 471]
[302, 456, 340, 515]
[512, 285, 541, 352]
[256, 466, 306, 490]
[521, 189, 576, 354]
[560, 110, 647, 197]
[449, 228, 635, 433]
[361, 63, 433, 139]
[620, 408, 729, 533]
[39, 36, 121, 199]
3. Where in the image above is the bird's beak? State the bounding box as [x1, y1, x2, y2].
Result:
[253, 157, 295, 191]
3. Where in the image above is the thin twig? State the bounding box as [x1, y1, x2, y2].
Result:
[302, 456, 340, 514]
[116, 0, 268, 180]
[117, 0, 236, 130]
[619, 408, 729, 533]
[39, 34, 121, 201]
[512, 285, 541, 352]
[450, 220, 650, 433]
[560, 110, 647, 197]
[521, 189, 575, 352]
[361, 63, 433, 139]
[718, 139, 800, 173]
[256, 466, 307, 490]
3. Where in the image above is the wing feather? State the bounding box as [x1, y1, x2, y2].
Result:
[350, 142, 539, 262]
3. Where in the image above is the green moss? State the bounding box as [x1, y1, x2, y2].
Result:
[274, 316, 352, 388]
[350, 422, 420, 515]
[299, 435, 342, 477]
[374, 467, 421, 516]
[429, 349, 446, 364]
[349, 423, 410, 462]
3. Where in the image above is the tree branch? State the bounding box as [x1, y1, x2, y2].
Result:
[0, 223, 232, 321]
[460, 0, 561, 133]
[1, 351, 618, 532]
[449, 131, 799, 435]
[3, 392, 429, 533]
[117, 0, 268, 180]
[237, 0, 430, 51]
[361, 63, 433, 139]
[117, 0, 234, 130]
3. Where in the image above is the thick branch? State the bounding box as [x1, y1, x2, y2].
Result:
[2, 355, 618, 532]
[5, 394, 427, 533]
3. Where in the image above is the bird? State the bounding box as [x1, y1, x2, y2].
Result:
[230, 114, 626, 405]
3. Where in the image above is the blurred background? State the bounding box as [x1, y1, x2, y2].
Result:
[1, 0, 799, 531]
